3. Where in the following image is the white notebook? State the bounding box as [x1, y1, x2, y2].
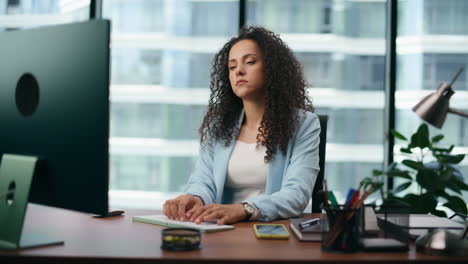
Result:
[133, 214, 235, 232]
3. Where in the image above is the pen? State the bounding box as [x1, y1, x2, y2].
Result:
[327, 191, 339, 207]
[299, 218, 320, 229]
[349, 190, 360, 207]
[344, 188, 355, 205]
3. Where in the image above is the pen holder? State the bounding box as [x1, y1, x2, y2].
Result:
[321, 205, 363, 253]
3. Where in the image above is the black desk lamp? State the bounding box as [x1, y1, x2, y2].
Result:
[412, 67, 468, 128]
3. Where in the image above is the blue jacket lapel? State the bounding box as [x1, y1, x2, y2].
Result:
[266, 149, 285, 194]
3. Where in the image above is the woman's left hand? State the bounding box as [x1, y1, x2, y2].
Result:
[187, 203, 246, 225]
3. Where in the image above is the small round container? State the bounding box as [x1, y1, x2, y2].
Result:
[161, 228, 201, 251]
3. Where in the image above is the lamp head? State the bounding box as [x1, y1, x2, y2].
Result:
[412, 83, 455, 129]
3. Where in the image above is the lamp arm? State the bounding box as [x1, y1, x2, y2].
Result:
[448, 108, 468, 119]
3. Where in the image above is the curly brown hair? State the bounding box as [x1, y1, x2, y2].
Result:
[199, 26, 314, 162]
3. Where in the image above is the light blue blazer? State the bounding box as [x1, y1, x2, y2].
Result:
[184, 109, 320, 222]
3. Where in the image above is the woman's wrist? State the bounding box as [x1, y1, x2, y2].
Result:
[188, 194, 205, 205]
[237, 203, 248, 221]
[240, 202, 258, 221]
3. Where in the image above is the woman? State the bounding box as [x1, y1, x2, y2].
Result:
[163, 26, 320, 225]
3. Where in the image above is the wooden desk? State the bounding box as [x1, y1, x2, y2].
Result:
[0, 204, 466, 263]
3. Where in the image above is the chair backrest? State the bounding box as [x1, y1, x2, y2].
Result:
[311, 114, 328, 213]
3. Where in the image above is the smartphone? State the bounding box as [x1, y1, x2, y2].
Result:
[253, 224, 290, 239]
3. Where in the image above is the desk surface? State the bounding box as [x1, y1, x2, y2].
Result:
[0, 204, 466, 263]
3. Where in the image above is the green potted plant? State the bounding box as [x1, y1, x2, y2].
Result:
[362, 123, 468, 217]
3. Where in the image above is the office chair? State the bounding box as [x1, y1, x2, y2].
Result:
[311, 115, 328, 213]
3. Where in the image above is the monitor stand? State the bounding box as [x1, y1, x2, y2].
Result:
[0, 154, 63, 250]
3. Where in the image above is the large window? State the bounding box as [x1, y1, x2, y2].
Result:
[4, 0, 466, 209]
[106, 0, 388, 207]
[0, 0, 89, 31]
[246, 0, 386, 202]
[103, 0, 239, 208]
[396, 0, 468, 201]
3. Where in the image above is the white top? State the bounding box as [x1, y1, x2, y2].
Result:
[226, 141, 268, 205]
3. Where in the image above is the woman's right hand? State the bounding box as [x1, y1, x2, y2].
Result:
[163, 194, 204, 221]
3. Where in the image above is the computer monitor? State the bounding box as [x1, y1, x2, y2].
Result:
[0, 20, 110, 249]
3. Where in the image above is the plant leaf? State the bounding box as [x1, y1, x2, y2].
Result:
[449, 164, 465, 181]
[453, 178, 468, 190]
[372, 170, 383, 176]
[394, 182, 412, 193]
[449, 154, 465, 164]
[400, 147, 412, 154]
[430, 209, 447, 218]
[370, 182, 384, 191]
[431, 134, 444, 143]
[360, 177, 383, 192]
[360, 177, 374, 187]
[380, 199, 411, 213]
[410, 124, 430, 149]
[437, 154, 465, 164]
[416, 169, 441, 192]
[443, 195, 468, 216]
[402, 193, 437, 214]
[391, 130, 407, 141]
[432, 147, 451, 153]
[402, 160, 422, 170]
[434, 190, 450, 200]
[446, 181, 463, 195]
[386, 170, 412, 180]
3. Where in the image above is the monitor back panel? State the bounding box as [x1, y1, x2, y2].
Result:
[0, 20, 111, 215]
